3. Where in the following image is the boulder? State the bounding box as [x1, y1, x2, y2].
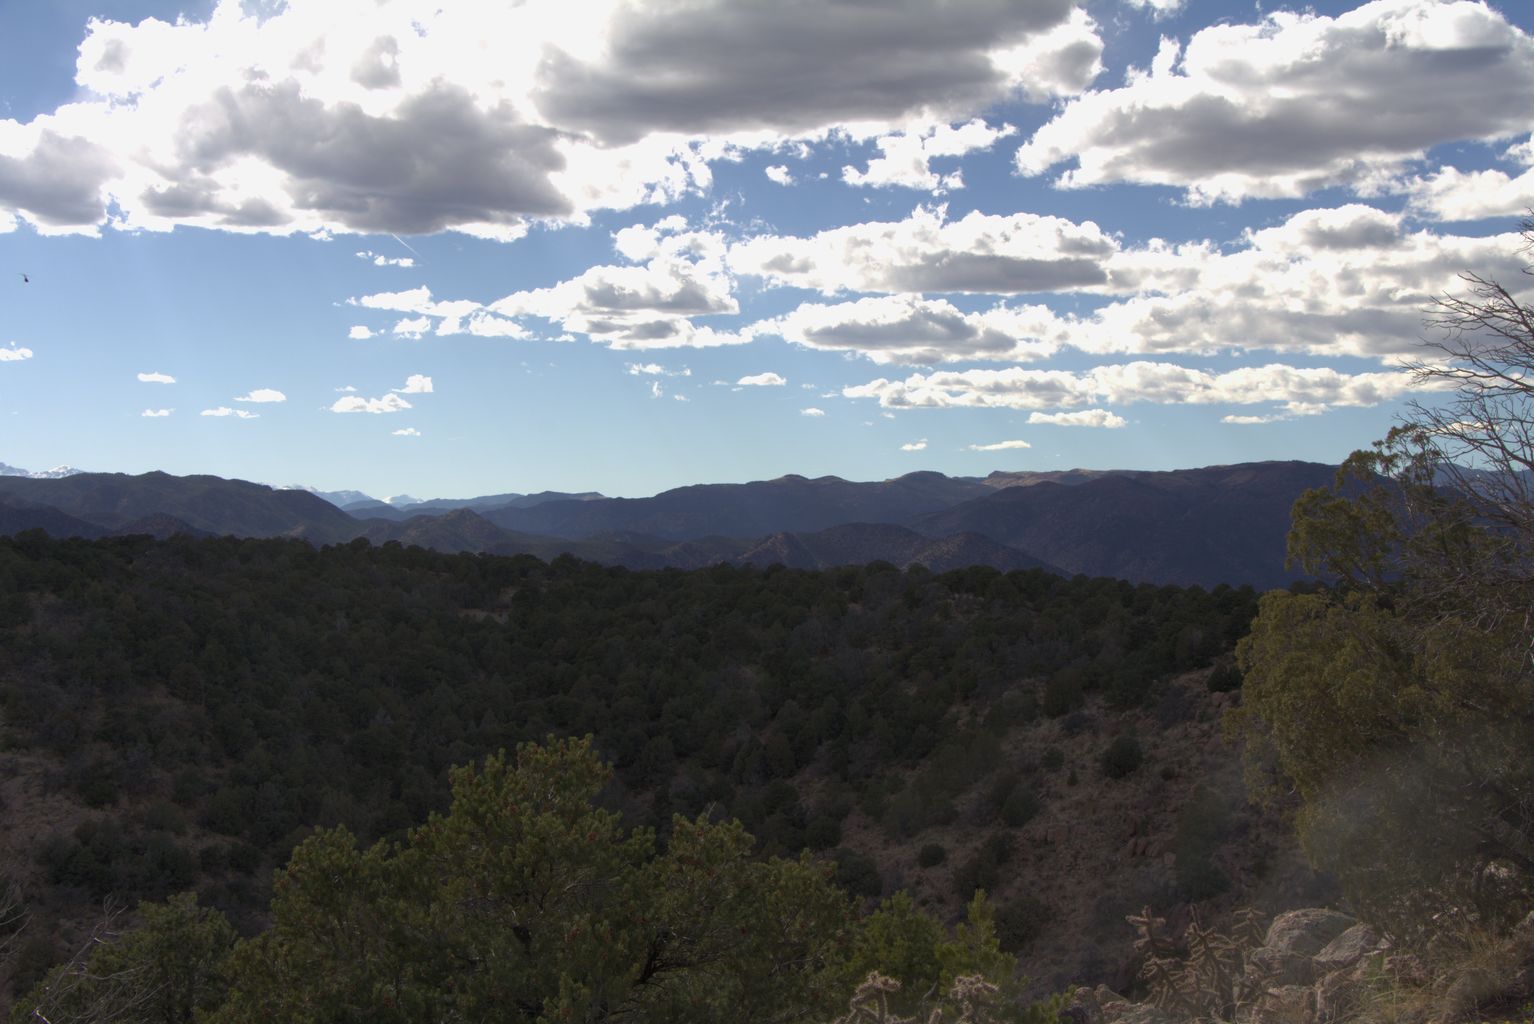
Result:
[1313, 923, 1383, 972]
[1264, 910, 1357, 958]
[1247, 910, 1357, 987]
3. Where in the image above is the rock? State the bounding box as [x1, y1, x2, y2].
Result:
[1250, 984, 1314, 1024]
[1313, 961, 1372, 1023]
[1313, 923, 1383, 972]
[1264, 909, 1357, 958]
[1248, 945, 1315, 987]
[1107, 1004, 1173, 1024]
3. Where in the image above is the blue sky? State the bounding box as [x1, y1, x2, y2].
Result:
[2, 0, 1532, 499]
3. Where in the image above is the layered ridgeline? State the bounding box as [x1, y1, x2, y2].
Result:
[0, 532, 1305, 1017]
[0, 460, 1337, 588]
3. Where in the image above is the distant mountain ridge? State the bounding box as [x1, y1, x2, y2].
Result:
[0, 462, 1339, 587]
[0, 463, 85, 479]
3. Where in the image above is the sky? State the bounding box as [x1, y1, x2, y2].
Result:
[2, 0, 1533, 500]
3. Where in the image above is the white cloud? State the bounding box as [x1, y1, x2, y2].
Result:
[392, 374, 433, 394]
[1015, 1, 1534, 203]
[1124, 0, 1185, 18]
[1222, 413, 1285, 425]
[764, 165, 793, 186]
[392, 427, 421, 436]
[900, 438, 928, 451]
[141, 408, 173, 417]
[842, 119, 1016, 191]
[801, 407, 826, 417]
[349, 326, 376, 340]
[235, 388, 286, 403]
[0, 346, 33, 362]
[331, 393, 412, 414]
[1401, 160, 1534, 222]
[740, 206, 1530, 362]
[392, 317, 433, 338]
[650, 380, 665, 399]
[335, 384, 358, 392]
[626, 362, 690, 377]
[137, 371, 176, 383]
[1027, 409, 1127, 428]
[845, 361, 1426, 414]
[967, 439, 1032, 451]
[737, 371, 786, 387]
[673, 393, 689, 402]
[729, 205, 1117, 296]
[0, 0, 1102, 237]
[355, 250, 415, 267]
[201, 406, 258, 418]
[764, 294, 1062, 366]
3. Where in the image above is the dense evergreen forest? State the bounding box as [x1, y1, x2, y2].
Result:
[0, 531, 1261, 1017]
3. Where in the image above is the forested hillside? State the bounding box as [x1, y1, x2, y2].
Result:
[0, 531, 1276, 1014]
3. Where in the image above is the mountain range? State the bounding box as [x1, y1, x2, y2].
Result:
[0, 461, 1341, 588]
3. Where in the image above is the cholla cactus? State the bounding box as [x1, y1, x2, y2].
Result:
[832, 972, 1006, 1024]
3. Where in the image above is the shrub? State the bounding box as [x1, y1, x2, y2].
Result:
[917, 843, 946, 868]
[1101, 735, 1143, 779]
[1000, 787, 1040, 828]
[995, 895, 1053, 953]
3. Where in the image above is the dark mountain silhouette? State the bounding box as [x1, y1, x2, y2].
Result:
[0, 462, 1341, 586]
[481, 471, 995, 540]
[352, 490, 607, 521]
[911, 461, 1337, 589]
[0, 471, 359, 543]
[0, 496, 105, 538]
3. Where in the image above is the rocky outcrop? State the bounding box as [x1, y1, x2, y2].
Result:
[1092, 907, 1534, 1024]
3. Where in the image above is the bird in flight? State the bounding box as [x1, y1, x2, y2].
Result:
[17, 273, 26, 284]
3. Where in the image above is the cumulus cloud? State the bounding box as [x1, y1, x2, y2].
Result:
[844, 361, 1425, 415]
[235, 388, 286, 403]
[356, 250, 415, 267]
[349, 326, 375, 340]
[1401, 161, 1534, 222]
[764, 165, 793, 186]
[488, 225, 743, 348]
[967, 439, 1032, 450]
[392, 427, 421, 436]
[626, 362, 690, 376]
[1027, 409, 1126, 428]
[0, 346, 33, 362]
[392, 374, 433, 394]
[729, 205, 1117, 295]
[392, 317, 433, 338]
[201, 406, 258, 418]
[1222, 413, 1285, 425]
[1015, 0, 1534, 203]
[0, 0, 1102, 236]
[737, 372, 786, 386]
[141, 408, 173, 417]
[331, 393, 412, 414]
[764, 295, 1062, 366]
[1124, 0, 1186, 18]
[900, 439, 928, 451]
[137, 371, 176, 383]
[801, 407, 826, 417]
[842, 119, 1016, 191]
[335, 385, 358, 392]
[738, 205, 1530, 362]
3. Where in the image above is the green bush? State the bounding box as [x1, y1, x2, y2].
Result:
[995, 895, 1053, 953]
[1101, 735, 1143, 779]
